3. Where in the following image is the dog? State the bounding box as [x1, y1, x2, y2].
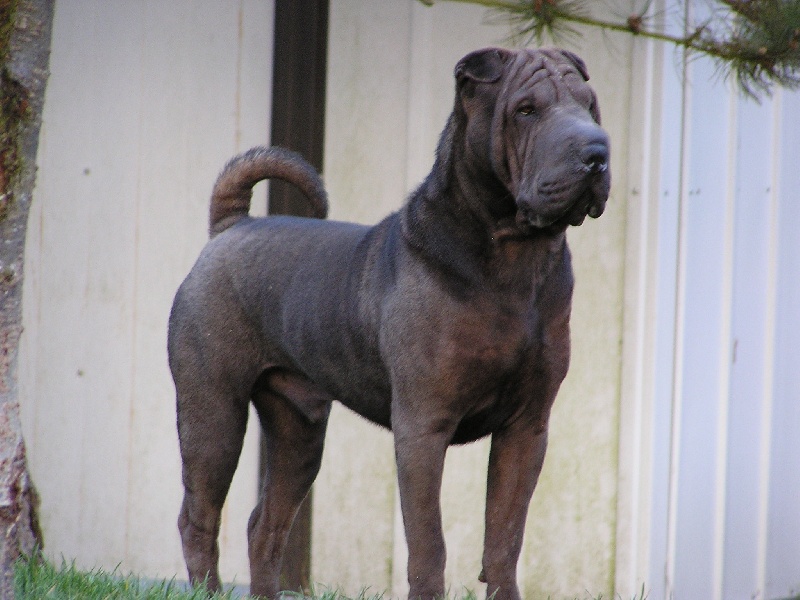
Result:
[168, 47, 610, 600]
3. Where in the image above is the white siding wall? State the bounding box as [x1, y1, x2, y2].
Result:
[20, 0, 273, 583]
[618, 3, 800, 598]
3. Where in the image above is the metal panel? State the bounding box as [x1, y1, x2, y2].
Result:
[672, 55, 736, 600]
[764, 89, 800, 600]
[646, 27, 685, 600]
[722, 93, 777, 600]
[636, 3, 800, 598]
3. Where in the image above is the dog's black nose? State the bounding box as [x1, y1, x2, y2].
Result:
[580, 141, 609, 174]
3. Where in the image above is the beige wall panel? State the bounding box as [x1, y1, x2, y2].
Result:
[519, 16, 633, 600]
[311, 1, 414, 595]
[19, 0, 273, 583]
[20, 1, 143, 568]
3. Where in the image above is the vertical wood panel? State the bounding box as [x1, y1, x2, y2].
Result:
[21, 1, 143, 568]
[311, 2, 413, 594]
[319, 3, 632, 598]
[647, 19, 686, 600]
[518, 6, 632, 596]
[127, 0, 273, 582]
[614, 27, 663, 597]
[212, 1, 274, 578]
[20, 0, 272, 583]
[401, 5, 507, 596]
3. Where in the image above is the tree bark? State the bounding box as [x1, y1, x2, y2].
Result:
[0, 0, 54, 596]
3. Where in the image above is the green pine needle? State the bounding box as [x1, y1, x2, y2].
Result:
[420, 0, 800, 98]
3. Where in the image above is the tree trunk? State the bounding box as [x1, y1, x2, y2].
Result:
[0, 0, 54, 596]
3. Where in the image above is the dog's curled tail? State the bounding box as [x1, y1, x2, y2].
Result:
[209, 146, 328, 238]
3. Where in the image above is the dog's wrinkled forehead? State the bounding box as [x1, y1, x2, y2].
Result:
[505, 48, 593, 106]
[455, 47, 596, 116]
[522, 48, 589, 80]
[456, 47, 589, 83]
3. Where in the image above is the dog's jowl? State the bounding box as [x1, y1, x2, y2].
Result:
[169, 47, 610, 600]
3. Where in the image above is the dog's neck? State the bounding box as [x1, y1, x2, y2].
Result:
[400, 113, 567, 291]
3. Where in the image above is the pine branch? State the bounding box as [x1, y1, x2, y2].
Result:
[418, 0, 800, 98]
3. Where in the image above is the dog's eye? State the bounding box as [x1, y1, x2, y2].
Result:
[516, 105, 535, 116]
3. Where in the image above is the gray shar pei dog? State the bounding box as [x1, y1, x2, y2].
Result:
[169, 47, 610, 600]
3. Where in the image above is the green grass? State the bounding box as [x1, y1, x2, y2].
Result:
[13, 556, 472, 600]
[13, 555, 244, 600]
[14, 554, 652, 600]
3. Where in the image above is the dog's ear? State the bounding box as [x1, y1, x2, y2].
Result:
[557, 49, 590, 81]
[455, 48, 510, 85]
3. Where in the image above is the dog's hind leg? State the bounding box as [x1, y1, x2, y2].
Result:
[176, 384, 249, 593]
[248, 385, 330, 599]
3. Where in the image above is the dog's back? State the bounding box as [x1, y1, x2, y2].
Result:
[169, 206, 404, 428]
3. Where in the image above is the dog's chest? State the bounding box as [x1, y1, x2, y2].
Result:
[436, 303, 546, 442]
[422, 293, 542, 397]
[447, 306, 530, 371]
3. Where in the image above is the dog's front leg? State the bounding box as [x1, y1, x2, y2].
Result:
[480, 422, 549, 600]
[393, 418, 453, 600]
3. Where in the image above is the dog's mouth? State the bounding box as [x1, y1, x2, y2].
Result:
[515, 168, 609, 231]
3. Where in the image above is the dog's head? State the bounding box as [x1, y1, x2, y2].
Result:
[455, 47, 610, 231]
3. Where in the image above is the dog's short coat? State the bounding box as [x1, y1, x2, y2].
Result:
[169, 47, 610, 600]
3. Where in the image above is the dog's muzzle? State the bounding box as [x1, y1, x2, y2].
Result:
[516, 127, 611, 230]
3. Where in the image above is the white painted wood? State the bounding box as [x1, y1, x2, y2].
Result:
[21, 0, 143, 568]
[319, 2, 800, 597]
[756, 89, 782, 600]
[721, 95, 775, 600]
[615, 26, 663, 598]
[403, 5, 506, 598]
[315, 3, 507, 595]
[713, 78, 739, 600]
[520, 10, 633, 594]
[19, 0, 272, 584]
